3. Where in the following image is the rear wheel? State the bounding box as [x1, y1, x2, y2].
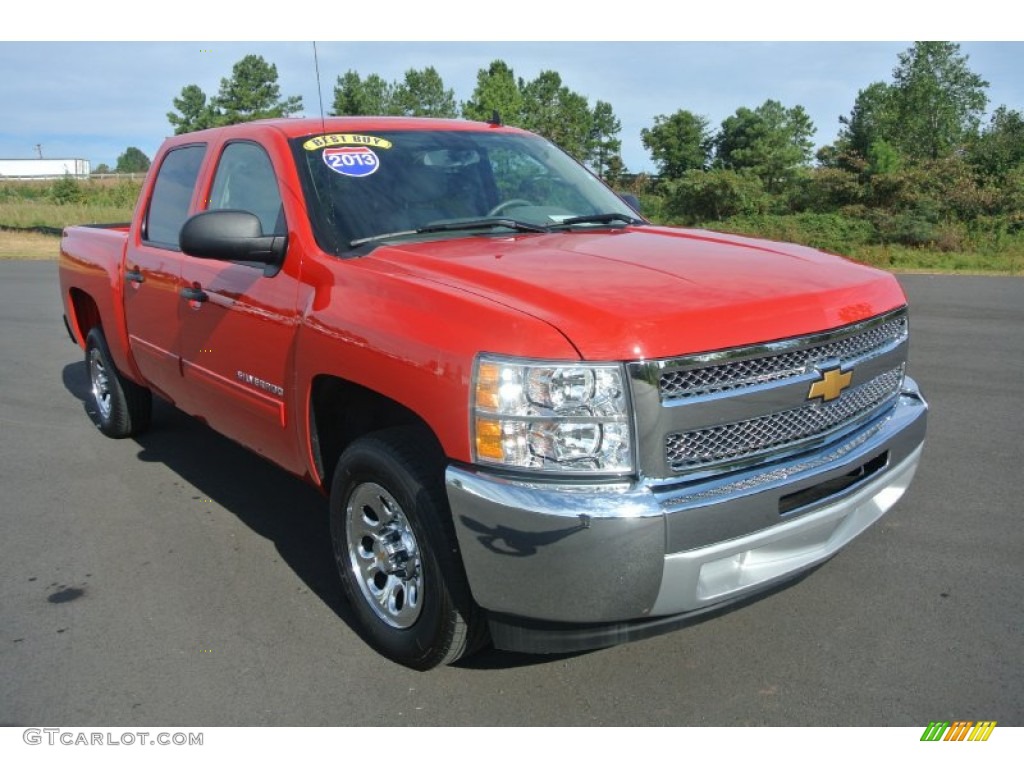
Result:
[329, 427, 485, 669]
[85, 327, 152, 438]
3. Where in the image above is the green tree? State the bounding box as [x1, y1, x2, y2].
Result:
[554, 89, 594, 162]
[791, 167, 864, 213]
[888, 42, 989, 160]
[116, 147, 151, 174]
[603, 154, 627, 187]
[587, 100, 622, 180]
[167, 84, 217, 135]
[212, 54, 303, 125]
[866, 139, 902, 176]
[665, 168, 770, 223]
[833, 43, 989, 166]
[391, 67, 457, 118]
[836, 81, 897, 160]
[715, 100, 815, 193]
[91, 163, 111, 175]
[641, 110, 712, 179]
[332, 70, 394, 116]
[461, 60, 524, 125]
[968, 106, 1024, 179]
[997, 165, 1024, 217]
[520, 71, 593, 160]
[50, 174, 84, 205]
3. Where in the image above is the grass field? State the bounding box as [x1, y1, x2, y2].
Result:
[0, 183, 134, 261]
[844, 243, 1022, 275]
[0, 201, 134, 230]
[0, 230, 61, 260]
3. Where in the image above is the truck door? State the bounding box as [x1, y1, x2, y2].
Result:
[122, 143, 206, 401]
[176, 140, 304, 474]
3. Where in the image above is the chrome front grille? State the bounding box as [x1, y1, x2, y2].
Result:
[665, 366, 904, 471]
[627, 308, 911, 478]
[659, 313, 907, 400]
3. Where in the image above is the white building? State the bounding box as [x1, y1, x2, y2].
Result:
[0, 158, 91, 178]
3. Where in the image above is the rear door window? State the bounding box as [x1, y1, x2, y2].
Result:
[144, 144, 206, 248]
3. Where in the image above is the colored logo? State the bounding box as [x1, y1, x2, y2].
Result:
[920, 721, 997, 741]
[807, 367, 853, 402]
[303, 133, 393, 151]
[323, 147, 379, 177]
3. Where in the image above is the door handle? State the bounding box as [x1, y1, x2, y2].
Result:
[180, 285, 208, 303]
[125, 268, 144, 284]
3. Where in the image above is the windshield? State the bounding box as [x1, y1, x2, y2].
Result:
[290, 129, 642, 255]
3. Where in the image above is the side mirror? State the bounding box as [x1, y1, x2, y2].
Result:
[179, 210, 286, 276]
[619, 193, 642, 214]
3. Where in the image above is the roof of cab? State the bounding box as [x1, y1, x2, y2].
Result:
[167, 116, 526, 143]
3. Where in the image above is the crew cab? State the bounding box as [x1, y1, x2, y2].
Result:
[58, 117, 928, 669]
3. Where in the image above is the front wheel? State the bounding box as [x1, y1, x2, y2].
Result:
[329, 428, 485, 669]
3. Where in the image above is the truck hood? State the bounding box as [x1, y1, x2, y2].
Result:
[369, 226, 907, 360]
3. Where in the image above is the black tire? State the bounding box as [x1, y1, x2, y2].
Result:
[329, 427, 486, 669]
[84, 327, 152, 438]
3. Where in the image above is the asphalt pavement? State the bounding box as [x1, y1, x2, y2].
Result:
[1, 261, 1021, 726]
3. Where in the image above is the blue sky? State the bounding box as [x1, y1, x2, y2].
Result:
[2, 8, 1021, 172]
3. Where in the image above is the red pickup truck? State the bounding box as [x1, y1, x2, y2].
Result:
[59, 117, 927, 669]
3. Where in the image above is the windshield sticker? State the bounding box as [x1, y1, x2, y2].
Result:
[303, 134, 393, 151]
[323, 146, 380, 177]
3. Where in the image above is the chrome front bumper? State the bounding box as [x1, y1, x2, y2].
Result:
[447, 377, 927, 636]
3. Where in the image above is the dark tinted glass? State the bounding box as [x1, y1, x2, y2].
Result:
[208, 142, 285, 235]
[291, 130, 637, 255]
[144, 144, 206, 248]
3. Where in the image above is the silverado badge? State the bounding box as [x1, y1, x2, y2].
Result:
[808, 367, 852, 402]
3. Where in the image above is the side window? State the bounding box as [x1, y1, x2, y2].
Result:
[208, 142, 285, 235]
[144, 144, 206, 248]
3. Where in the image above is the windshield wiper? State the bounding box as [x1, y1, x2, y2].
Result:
[349, 218, 549, 248]
[552, 212, 639, 227]
[349, 229, 419, 248]
[416, 217, 550, 234]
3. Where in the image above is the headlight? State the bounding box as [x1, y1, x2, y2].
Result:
[472, 355, 634, 474]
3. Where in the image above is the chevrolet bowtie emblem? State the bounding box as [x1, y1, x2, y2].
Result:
[808, 367, 852, 402]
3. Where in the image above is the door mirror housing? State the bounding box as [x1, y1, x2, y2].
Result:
[179, 210, 286, 276]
